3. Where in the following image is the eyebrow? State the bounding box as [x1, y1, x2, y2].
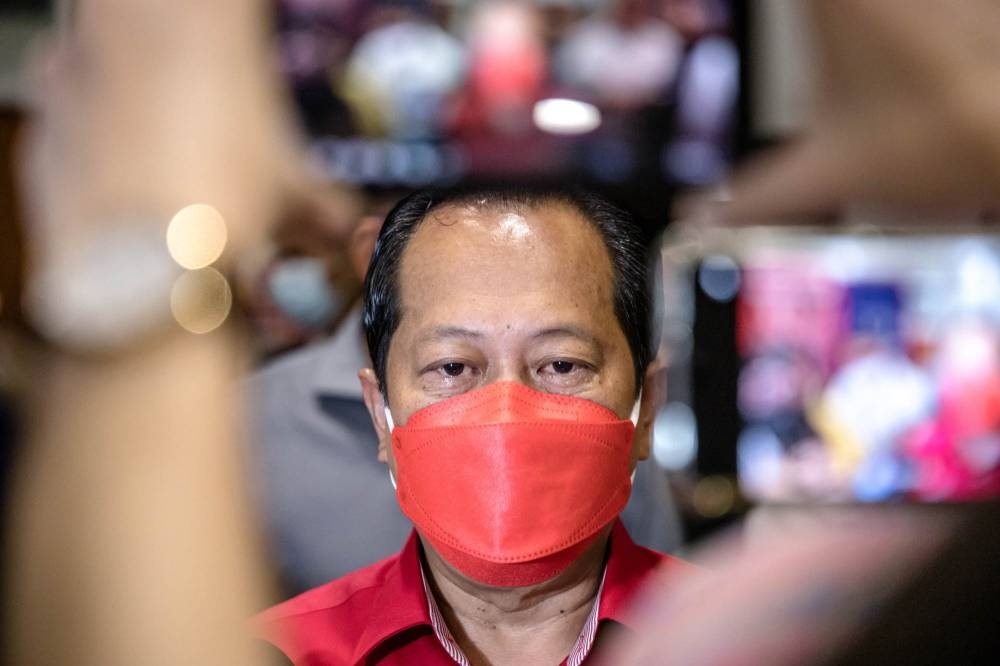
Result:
[414, 325, 601, 347]
[416, 326, 485, 345]
[530, 326, 601, 347]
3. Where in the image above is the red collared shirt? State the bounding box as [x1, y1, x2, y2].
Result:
[255, 520, 684, 665]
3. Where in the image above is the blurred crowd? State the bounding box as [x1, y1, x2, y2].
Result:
[278, 0, 735, 187]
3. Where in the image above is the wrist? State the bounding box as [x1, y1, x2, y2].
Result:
[26, 207, 240, 359]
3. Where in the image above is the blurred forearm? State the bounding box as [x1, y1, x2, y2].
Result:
[711, 0, 1000, 223]
[3, 0, 330, 660]
[4, 330, 272, 665]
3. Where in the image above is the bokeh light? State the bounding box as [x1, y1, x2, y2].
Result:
[698, 254, 740, 302]
[166, 204, 228, 270]
[653, 402, 698, 470]
[692, 475, 736, 517]
[532, 98, 602, 136]
[170, 268, 232, 334]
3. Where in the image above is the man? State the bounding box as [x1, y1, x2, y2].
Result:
[250, 212, 682, 595]
[251, 303, 682, 595]
[256, 185, 688, 664]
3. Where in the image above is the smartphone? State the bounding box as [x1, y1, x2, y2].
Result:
[654, 225, 1000, 505]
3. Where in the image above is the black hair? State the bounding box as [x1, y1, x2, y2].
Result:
[362, 184, 652, 396]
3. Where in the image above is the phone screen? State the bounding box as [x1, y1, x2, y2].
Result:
[657, 230, 1000, 504]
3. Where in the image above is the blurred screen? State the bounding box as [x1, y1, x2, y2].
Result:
[657, 230, 1000, 506]
[274, 0, 738, 229]
[736, 234, 1000, 503]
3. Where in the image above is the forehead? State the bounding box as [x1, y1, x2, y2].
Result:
[396, 200, 617, 328]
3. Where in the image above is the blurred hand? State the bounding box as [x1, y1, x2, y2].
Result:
[21, 1, 347, 269]
[706, 0, 1000, 222]
[608, 509, 953, 665]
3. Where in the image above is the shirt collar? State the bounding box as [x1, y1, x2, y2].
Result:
[351, 530, 431, 665]
[420, 558, 608, 666]
[351, 519, 658, 664]
[595, 519, 662, 629]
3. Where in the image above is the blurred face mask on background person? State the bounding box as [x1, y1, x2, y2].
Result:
[266, 256, 341, 329]
[384, 381, 639, 587]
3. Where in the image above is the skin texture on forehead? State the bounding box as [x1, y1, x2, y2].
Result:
[384, 199, 637, 422]
[410, 200, 614, 305]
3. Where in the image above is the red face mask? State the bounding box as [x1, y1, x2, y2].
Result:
[386, 381, 636, 587]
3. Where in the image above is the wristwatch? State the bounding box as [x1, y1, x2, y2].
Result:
[26, 222, 187, 355]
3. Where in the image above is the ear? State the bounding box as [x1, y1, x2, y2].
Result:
[633, 361, 663, 461]
[359, 367, 392, 464]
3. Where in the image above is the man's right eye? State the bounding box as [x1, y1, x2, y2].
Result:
[441, 362, 466, 377]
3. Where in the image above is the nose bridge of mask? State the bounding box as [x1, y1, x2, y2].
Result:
[386, 386, 640, 431]
[387, 400, 638, 485]
[384, 390, 633, 495]
[400, 381, 630, 430]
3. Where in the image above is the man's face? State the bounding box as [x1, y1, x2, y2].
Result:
[361, 201, 649, 472]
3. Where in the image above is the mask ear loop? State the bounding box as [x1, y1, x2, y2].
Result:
[629, 389, 642, 483]
[382, 407, 396, 490]
[384, 406, 398, 489]
[629, 389, 642, 427]
[384, 406, 395, 432]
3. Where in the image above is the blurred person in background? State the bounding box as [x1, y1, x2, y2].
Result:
[249, 189, 682, 597]
[277, 0, 360, 137]
[552, 0, 685, 191]
[554, 0, 683, 111]
[339, 0, 465, 139]
[242, 184, 364, 359]
[663, 0, 737, 186]
[446, 1, 564, 176]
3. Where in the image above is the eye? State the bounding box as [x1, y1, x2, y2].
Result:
[441, 362, 466, 377]
[551, 360, 575, 374]
[538, 358, 593, 381]
[419, 358, 481, 395]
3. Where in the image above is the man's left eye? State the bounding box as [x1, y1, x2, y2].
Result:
[536, 358, 594, 388]
[441, 362, 466, 376]
[550, 360, 575, 374]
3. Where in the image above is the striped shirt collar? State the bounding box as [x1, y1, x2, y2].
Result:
[346, 520, 670, 665]
[419, 563, 608, 666]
